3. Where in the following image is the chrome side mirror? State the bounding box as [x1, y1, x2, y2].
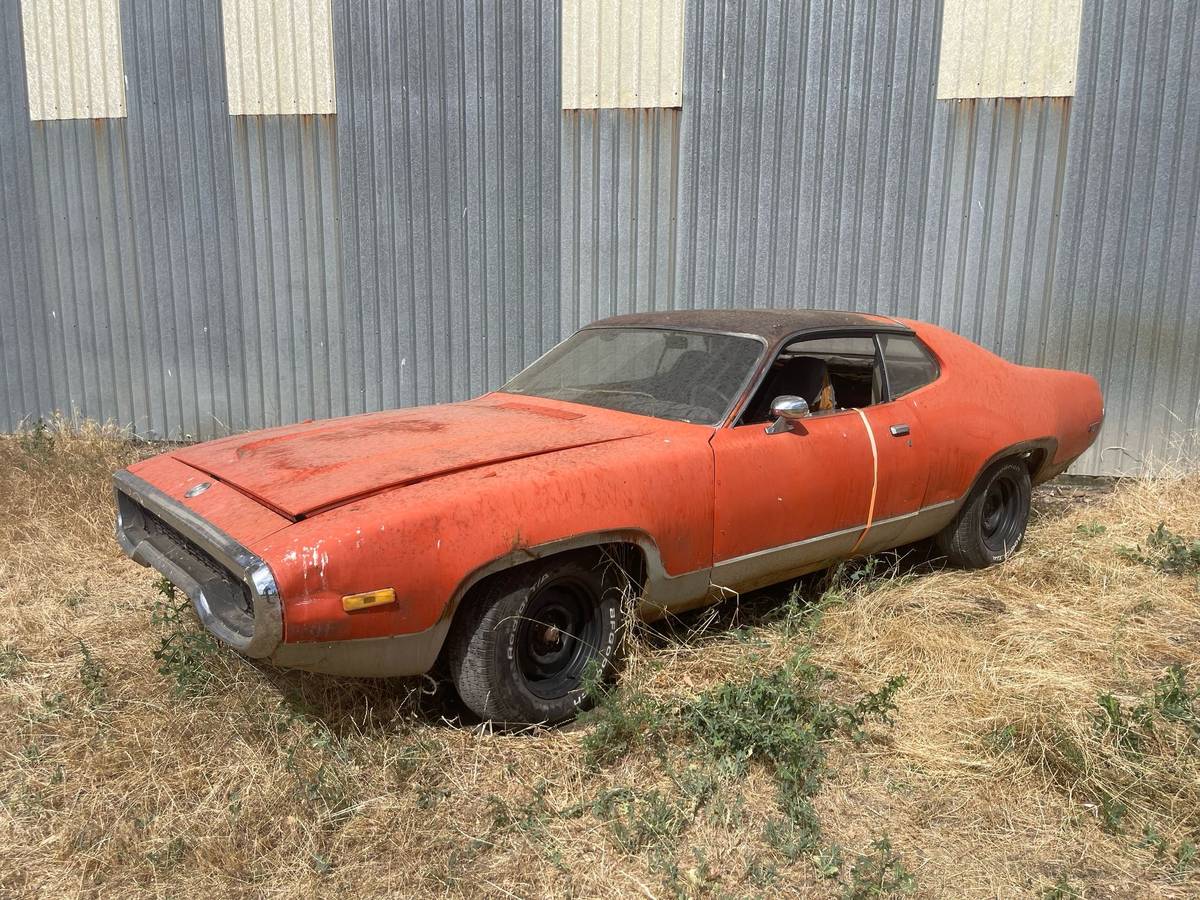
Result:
[765, 395, 810, 434]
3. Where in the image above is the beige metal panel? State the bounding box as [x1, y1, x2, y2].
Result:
[221, 0, 335, 115]
[563, 0, 684, 109]
[938, 0, 1082, 99]
[20, 0, 126, 120]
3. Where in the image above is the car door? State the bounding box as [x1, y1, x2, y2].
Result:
[709, 409, 875, 593]
[854, 395, 930, 553]
[855, 332, 943, 550]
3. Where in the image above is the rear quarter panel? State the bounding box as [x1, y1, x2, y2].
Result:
[254, 423, 716, 644]
[905, 321, 1103, 505]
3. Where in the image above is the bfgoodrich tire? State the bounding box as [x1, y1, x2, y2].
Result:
[446, 551, 625, 726]
[936, 459, 1032, 569]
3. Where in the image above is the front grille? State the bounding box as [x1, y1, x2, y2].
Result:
[117, 489, 257, 641]
[142, 508, 255, 622]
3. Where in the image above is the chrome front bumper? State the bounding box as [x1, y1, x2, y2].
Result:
[113, 470, 283, 659]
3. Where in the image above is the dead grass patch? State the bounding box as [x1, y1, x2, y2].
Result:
[1, 419, 1198, 897]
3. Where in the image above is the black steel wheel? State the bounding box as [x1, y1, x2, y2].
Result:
[936, 458, 1032, 568]
[446, 550, 625, 726]
[516, 575, 604, 701]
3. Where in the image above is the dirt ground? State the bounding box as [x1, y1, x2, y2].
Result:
[1, 421, 1198, 899]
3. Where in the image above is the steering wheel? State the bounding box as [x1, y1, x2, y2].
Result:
[686, 384, 728, 419]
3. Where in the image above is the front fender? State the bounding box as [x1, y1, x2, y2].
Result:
[254, 425, 715, 650]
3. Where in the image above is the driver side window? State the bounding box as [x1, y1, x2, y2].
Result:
[739, 334, 884, 426]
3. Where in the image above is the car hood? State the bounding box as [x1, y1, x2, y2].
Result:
[173, 398, 648, 519]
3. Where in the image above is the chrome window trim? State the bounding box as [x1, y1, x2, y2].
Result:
[727, 324, 915, 427]
[113, 470, 282, 658]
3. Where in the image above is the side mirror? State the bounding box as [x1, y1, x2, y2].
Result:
[765, 395, 810, 434]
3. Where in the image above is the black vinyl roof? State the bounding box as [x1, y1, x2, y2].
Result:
[585, 308, 911, 344]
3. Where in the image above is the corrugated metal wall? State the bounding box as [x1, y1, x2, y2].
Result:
[334, 0, 561, 411]
[0, 0, 558, 439]
[1052, 1, 1200, 473]
[1, 1, 1197, 474]
[565, 0, 1199, 474]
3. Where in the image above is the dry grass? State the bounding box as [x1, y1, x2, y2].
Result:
[1, 418, 1199, 898]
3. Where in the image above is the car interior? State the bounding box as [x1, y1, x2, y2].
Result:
[740, 335, 884, 425]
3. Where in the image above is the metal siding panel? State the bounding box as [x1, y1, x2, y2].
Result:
[0, 0, 1196, 480]
[1, 1, 52, 429]
[562, 0, 684, 109]
[20, 0, 127, 120]
[0, 0, 345, 441]
[663, 0, 1195, 475]
[331, 0, 559, 410]
[938, 0, 1083, 99]
[1051, 1, 1200, 473]
[221, 0, 336, 115]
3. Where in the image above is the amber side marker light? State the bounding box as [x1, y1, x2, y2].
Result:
[342, 588, 396, 612]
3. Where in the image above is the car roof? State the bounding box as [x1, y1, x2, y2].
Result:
[584, 308, 912, 344]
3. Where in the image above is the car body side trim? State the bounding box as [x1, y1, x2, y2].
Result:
[705, 499, 959, 597]
[714, 498, 956, 569]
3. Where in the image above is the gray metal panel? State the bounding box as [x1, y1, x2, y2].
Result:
[1051, 1, 1200, 474]
[559, 108, 680, 331]
[1, 0, 1198, 475]
[0, 0, 50, 431]
[332, 0, 560, 411]
[658, 0, 1197, 474]
[0, 0, 559, 440]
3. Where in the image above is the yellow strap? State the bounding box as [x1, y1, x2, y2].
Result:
[849, 408, 878, 556]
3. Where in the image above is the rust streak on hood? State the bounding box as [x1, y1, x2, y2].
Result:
[172, 398, 648, 519]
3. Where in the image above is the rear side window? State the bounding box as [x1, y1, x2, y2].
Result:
[880, 334, 938, 398]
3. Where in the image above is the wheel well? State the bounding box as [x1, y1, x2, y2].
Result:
[1024, 448, 1047, 480]
[975, 442, 1054, 491]
[436, 541, 647, 666]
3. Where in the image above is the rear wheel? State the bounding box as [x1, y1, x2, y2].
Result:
[446, 551, 625, 726]
[936, 459, 1032, 568]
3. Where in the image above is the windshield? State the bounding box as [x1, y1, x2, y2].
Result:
[502, 327, 764, 425]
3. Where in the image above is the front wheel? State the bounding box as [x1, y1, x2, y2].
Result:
[936, 459, 1032, 568]
[445, 551, 625, 726]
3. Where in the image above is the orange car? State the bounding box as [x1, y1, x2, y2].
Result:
[114, 310, 1103, 723]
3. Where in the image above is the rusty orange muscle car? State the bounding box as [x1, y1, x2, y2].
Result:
[115, 309, 1103, 724]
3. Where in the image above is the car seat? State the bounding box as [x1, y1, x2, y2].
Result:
[746, 356, 837, 422]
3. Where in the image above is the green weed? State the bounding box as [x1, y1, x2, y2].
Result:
[310, 854, 334, 876]
[488, 780, 555, 837]
[77, 640, 107, 705]
[1140, 822, 1169, 856]
[678, 651, 904, 840]
[842, 836, 916, 898]
[17, 418, 54, 459]
[1041, 872, 1083, 899]
[582, 644, 905, 881]
[0, 643, 25, 680]
[1094, 665, 1200, 750]
[145, 835, 188, 870]
[1120, 523, 1200, 578]
[63, 583, 90, 609]
[1176, 840, 1198, 873]
[149, 578, 217, 697]
[592, 787, 691, 854]
[581, 682, 662, 768]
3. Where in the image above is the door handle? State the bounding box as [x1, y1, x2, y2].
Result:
[889, 423, 910, 437]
